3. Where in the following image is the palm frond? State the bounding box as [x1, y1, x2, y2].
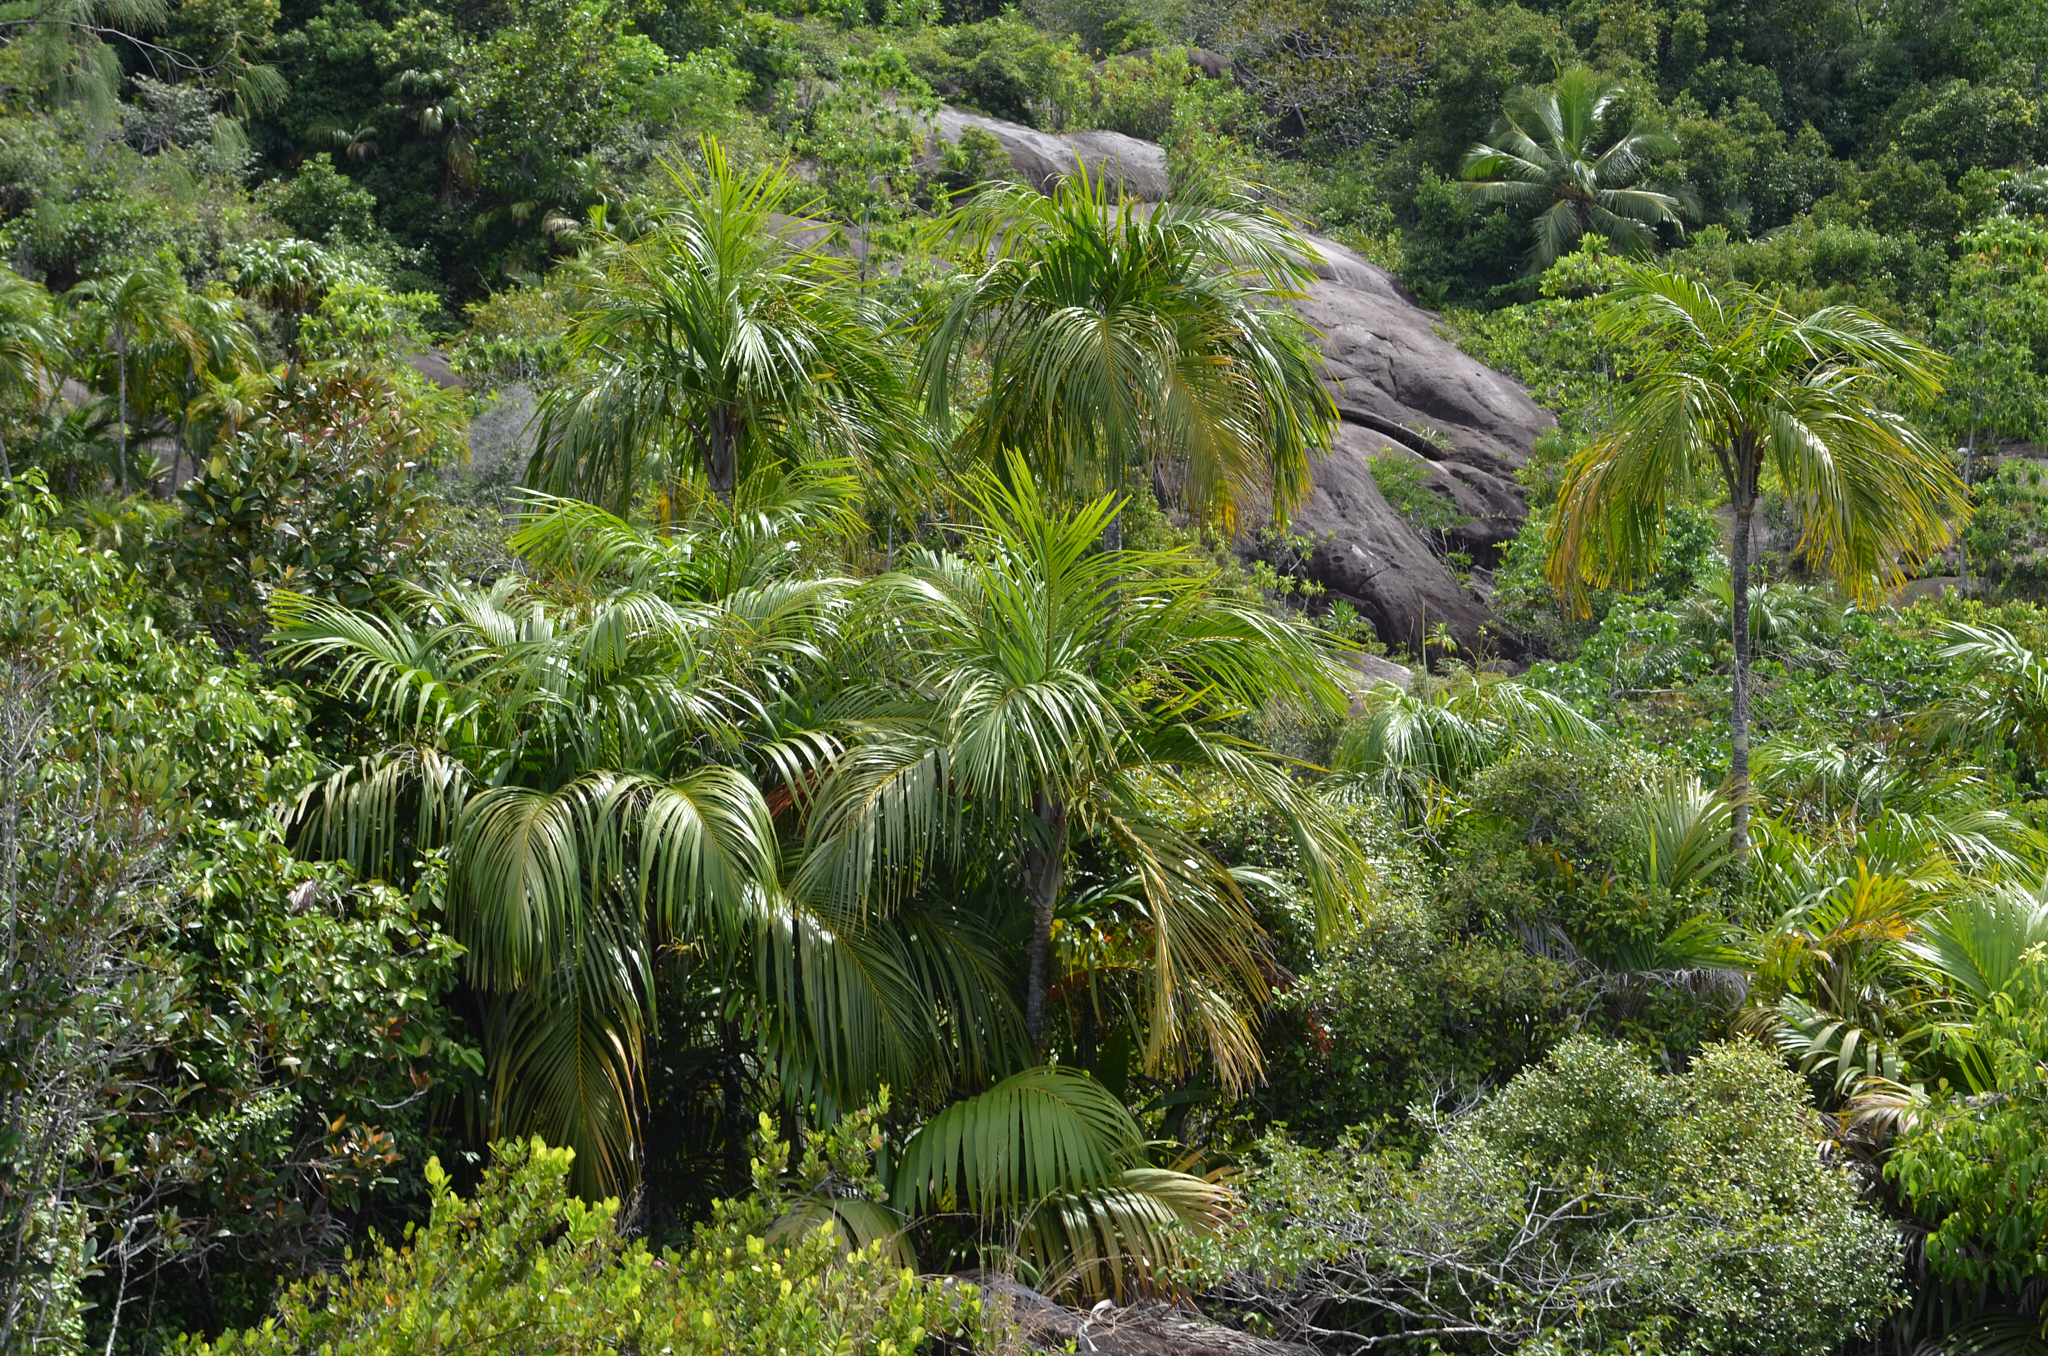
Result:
[890, 1066, 1144, 1218]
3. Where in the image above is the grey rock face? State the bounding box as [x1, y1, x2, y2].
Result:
[927, 109, 1558, 655]
[931, 106, 1171, 201]
[1279, 422, 1506, 656]
[1282, 234, 1554, 655]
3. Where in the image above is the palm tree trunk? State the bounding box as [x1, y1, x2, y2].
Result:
[1022, 793, 1069, 1053]
[1729, 495, 1754, 852]
[0, 428, 10, 484]
[1962, 364, 1982, 589]
[706, 410, 736, 504]
[115, 325, 129, 497]
[171, 363, 195, 496]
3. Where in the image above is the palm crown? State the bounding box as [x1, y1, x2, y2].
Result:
[922, 168, 1335, 535]
[1546, 262, 1962, 846]
[531, 141, 912, 512]
[798, 464, 1365, 1082]
[1462, 67, 1682, 271]
[0, 269, 64, 483]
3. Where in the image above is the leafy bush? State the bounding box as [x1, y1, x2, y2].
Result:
[1367, 449, 1466, 556]
[1257, 887, 1572, 1145]
[170, 359, 460, 645]
[1195, 1037, 1904, 1355]
[181, 1136, 1010, 1356]
[1891, 949, 2048, 1290]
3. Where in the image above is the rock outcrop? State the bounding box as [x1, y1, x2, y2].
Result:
[927, 111, 1557, 656]
[956, 1271, 1315, 1355]
[1284, 233, 1553, 655]
[933, 107, 1171, 201]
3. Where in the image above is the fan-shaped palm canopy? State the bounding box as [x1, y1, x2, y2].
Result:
[1462, 66, 1681, 271]
[921, 167, 1335, 531]
[531, 138, 914, 511]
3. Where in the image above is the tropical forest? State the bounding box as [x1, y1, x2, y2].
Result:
[6, 0, 2048, 1347]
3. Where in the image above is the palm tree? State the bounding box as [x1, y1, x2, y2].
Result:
[73, 258, 197, 496]
[1462, 67, 1682, 272]
[1914, 622, 2048, 785]
[224, 238, 373, 368]
[1545, 263, 1962, 849]
[159, 288, 260, 491]
[1332, 666, 1605, 826]
[797, 464, 1364, 1080]
[530, 139, 911, 512]
[0, 269, 64, 484]
[921, 167, 1336, 543]
[270, 471, 999, 1192]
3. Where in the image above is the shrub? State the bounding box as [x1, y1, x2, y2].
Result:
[1257, 888, 1573, 1145]
[1194, 1037, 1904, 1355]
[182, 1136, 1009, 1356]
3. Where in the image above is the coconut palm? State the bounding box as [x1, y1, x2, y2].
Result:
[796, 464, 1365, 1082]
[1546, 263, 1962, 848]
[921, 167, 1336, 542]
[1462, 67, 1682, 272]
[0, 269, 64, 484]
[530, 139, 912, 512]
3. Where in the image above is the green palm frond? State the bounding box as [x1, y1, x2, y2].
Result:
[1631, 773, 1735, 894]
[1017, 1167, 1230, 1300]
[268, 481, 872, 1194]
[1548, 261, 1959, 612]
[752, 892, 1025, 1112]
[1770, 992, 1909, 1095]
[480, 932, 646, 1196]
[287, 744, 475, 882]
[531, 138, 913, 509]
[1334, 670, 1604, 820]
[923, 166, 1333, 530]
[890, 1066, 1144, 1218]
[1461, 66, 1680, 271]
[1908, 884, 2048, 1007]
[1915, 622, 2048, 777]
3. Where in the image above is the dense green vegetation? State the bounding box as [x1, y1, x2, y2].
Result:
[9, 0, 2048, 1347]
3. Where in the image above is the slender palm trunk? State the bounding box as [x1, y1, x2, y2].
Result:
[1729, 493, 1755, 853]
[0, 429, 10, 483]
[1022, 793, 1069, 1053]
[1962, 363, 1983, 589]
[171, 363, 195, 496]
[115, 325, 129, 496]
[706, 409, 737, 504]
